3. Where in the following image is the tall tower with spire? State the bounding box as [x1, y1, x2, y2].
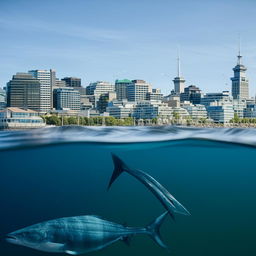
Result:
[231, 42, 249, 99]
[173, 53, 185, 94]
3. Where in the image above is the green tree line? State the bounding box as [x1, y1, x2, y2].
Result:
[42, 115, 134, 126]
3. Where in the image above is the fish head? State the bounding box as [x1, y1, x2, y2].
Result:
[6, 226, 47, 249]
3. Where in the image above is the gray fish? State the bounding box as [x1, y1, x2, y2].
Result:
[108, 153, 190, 219]
[6, 212, 168, 255]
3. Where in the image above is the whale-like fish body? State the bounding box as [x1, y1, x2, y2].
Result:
[6, 213, 168, 255]
[108, 153, 190, 219]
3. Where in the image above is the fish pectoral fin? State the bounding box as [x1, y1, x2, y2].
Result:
[43, 242, 65, 252]
[65, 250, 79, 255]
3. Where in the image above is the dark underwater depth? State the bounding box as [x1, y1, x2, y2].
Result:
[1, 126, 256, 256]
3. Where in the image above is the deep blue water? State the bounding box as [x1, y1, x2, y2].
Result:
[1, 126, 256, 256]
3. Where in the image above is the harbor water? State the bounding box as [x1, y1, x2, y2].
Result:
[0, 126, 256, 256]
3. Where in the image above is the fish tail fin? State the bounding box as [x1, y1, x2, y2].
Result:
[108, 153, 128, 190]
[146, 212, 169, 251]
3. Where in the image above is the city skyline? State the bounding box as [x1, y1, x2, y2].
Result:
[1, 0, 256, 96]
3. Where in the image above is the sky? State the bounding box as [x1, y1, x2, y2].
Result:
[0, 0, 256, 96]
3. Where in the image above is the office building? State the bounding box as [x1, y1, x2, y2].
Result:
[86, 81, 115, 96]
[61, 77, 81, 87]
[29, 69, 56, 112]
[115, 79, 132, 100]
[201, 91, 231, 106]
[180, 85, 202, 104]
[7, 73, 41, 112]
[53, 87, 81, 111]
[231, 50, 249, 99]
[127, 80, 152, 101]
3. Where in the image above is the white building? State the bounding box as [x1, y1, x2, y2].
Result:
[107, 103, 135, 119]
[0, 107, 45, 129]
[127, 80, 152, 101]
[183, 104, 207, 120]
[86, 81, 115, 96]
[29, 69, 56, 113]
[206, 100, 234, 123]
[132, 101, 172, 119]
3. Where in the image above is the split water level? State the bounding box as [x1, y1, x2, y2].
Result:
[0, 126, 256, 256]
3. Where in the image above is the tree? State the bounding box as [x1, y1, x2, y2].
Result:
[45, 115, 61, 126]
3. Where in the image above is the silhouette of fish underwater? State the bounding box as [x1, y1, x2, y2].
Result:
[6, 153, 190, 254]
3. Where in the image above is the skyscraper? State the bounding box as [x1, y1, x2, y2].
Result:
[7, 73, 41, 112]
[29, 69, 56, 112]
[173, 54, 185, 94]
[230, 48, 249, 100]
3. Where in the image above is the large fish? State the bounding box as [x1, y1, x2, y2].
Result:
[108, 153, 190, 219]
[6, 212, 168, 255]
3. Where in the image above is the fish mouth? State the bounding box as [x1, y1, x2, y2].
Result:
[6, 235, 18, 244]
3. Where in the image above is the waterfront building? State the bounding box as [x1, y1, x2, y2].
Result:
[80, 95, 93, 110]
[7, 73, 41, 112]
[29, 69, 56, 113]
[97, 92, 117, 113]
[53, 87, 81, 112]
[115, 79, 132, 100]
[146, 88, 163, 101]
[61, 77, 81, 87]
[206, 101, 234, 123]
[132, 101, 172, 119]
[0, 88, 6, 110]
[173, 55, 185, 94]
[243, 103, 256, 118]
[231, 49, 249, 99]
[106, 102, 135, 119]
[0, 107, 45, 129]
[180, 85, 201, 104]
[182, 104, 207, 120]
[233, 98, 246, 118]
[127, 80, 152, 102]
[201, 91, 231, 106]
[86, 81, 115, 96]
[172, 107, 190, 119]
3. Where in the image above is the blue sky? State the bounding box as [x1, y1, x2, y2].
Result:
[0, 0, 256, 96]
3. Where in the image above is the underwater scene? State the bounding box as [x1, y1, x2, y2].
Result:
[1, 126, 256, 256]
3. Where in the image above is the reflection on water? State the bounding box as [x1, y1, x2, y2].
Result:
[0, 126, 256, 256]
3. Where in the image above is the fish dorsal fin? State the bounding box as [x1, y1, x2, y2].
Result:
[65, 250, 79, 255]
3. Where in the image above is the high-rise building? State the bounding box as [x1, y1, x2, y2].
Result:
[231, 49, 249, 99]
[61, 77, 81, 87]
[115, 79, 132, 100]
[173, 55, 185, 94]
[86, 81, 115, 96]
[127, 80, 152, 102]
[29, 69, 56, 112]
[53, 87, 81, 111]
[7, 73, 41, 112]
[0, 88, 6, 110]
[180, 85, 201, 104]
